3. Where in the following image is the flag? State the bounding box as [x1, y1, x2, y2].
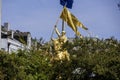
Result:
[60, 7, 88, 36]
[60, 0, 73, 9]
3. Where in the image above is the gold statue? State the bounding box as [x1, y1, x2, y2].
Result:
[51, 26, 70, 61]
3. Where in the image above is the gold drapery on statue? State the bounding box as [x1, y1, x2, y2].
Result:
[60, 7, 88, 36]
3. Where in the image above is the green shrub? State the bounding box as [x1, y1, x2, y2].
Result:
[0, 37, 120, 80]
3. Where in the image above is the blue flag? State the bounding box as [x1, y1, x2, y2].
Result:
[60, 0, 73, 9]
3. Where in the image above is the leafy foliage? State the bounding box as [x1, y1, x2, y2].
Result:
[0, 37, 120, 80]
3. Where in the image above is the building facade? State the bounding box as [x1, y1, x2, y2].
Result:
[1, 22, 31, 53]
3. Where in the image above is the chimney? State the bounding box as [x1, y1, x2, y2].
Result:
[27, 33, 31, 49]
[11, 30, 14, 39]
[4, 22, 10, 31]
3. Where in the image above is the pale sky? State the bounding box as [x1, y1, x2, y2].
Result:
[2, 0, 120, 41]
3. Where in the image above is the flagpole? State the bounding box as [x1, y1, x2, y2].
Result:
[62, 20, 64, 31]
[62, 6, 65, 32]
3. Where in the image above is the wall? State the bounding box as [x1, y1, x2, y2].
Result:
[1, 39, 8, 51]
[1, 38, 25, 53]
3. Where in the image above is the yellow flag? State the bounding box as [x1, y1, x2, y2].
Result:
[60, 7, 88, 36]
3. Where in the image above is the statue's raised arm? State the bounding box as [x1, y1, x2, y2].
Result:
[54, 25, 61, 37]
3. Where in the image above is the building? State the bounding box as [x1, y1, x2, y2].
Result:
[1, 22, 31, 53]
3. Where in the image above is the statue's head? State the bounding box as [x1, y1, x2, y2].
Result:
[61, 31, 66, 36]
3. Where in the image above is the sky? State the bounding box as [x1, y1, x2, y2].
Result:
[2, 0, 120, 41]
